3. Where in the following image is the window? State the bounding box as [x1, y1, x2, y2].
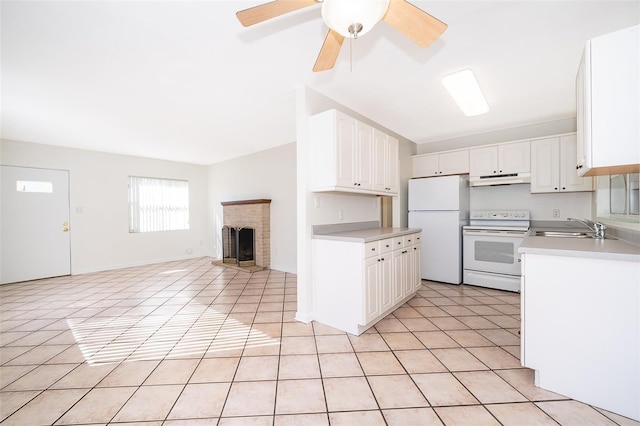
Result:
[596, 173, 640, 226]
[16, 180, 53, 193]
[128, 176, 189, 233]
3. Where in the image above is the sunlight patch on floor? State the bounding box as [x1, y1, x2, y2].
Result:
[67, 304, 280, 365]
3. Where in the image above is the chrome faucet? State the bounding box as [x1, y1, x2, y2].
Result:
[568, 217, 607, 239]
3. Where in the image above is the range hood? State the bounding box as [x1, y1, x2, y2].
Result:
[469, 172, 531, 187]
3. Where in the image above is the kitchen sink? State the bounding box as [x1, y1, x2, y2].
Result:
[530, 230, 616, 240]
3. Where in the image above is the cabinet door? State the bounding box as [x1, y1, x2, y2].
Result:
[336, 112, 357, 188]
[576, 50, 590, 175]
[531, 137, 560, 193]
[590, 25, 640, 170]
[469, 146, 498, 176]
[372, 129, 387, 192]
[499, 141, 531, 174]
[392, 249, 405, 304]
[413, 154, 439, 178]
[356, 122, 374, 190]
[412, 244, 422, 292]
[402, 250, 412, 296]
[379, 256, 393, 313]
[439, 150, 470, 175]
[560, 135, 594, 192]
[386, 136, 399, 193]
[363, 257, 381, 325]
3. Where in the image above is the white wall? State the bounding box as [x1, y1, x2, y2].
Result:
[416, 118, 577, 154]
[470, 184, 593, 221]
[208, 142, 297, 273]
[1, 139, 211, 274]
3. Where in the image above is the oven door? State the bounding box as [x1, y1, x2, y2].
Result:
[463, 229, 525, 276]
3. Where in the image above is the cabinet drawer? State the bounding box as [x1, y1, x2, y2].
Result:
[364, 241, 380, 258]
[413, 233, 422, 246]
[403, 234, 417, 247]
[392, 237, 404, 250]
[379, 239, 393, 254]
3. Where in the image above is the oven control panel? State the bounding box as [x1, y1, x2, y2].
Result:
[469, 210, 530, 220]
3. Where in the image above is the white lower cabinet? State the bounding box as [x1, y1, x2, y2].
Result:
[521, 252, 640, 421]
[313, 232, 421, 335]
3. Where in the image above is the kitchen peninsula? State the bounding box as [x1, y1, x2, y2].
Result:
[312, 221, 421, 335]
[519, 232, 640, 421]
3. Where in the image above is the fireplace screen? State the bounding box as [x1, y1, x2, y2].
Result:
[222, 226, 255, 266]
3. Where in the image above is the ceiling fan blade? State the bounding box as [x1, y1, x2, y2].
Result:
[383, 0, 447, 48]
[313, 29, 345, 72]
[236, 0, 319, 27]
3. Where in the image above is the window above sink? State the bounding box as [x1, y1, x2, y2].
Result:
[596, 173, 640, 231]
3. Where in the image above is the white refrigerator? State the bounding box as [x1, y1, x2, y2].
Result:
[408, 175, 469, 284]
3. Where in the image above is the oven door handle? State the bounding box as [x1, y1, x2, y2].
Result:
[463, 230, 527, 237]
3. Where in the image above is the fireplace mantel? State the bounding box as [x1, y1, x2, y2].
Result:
[221, 199, 271, 206]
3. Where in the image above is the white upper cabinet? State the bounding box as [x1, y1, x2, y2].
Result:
[311, 109, 398, 196]
[412, 150, 469, 178]
[531, 134, 594, 193]
[470, 140, 531, 176]
[576, 24, 640, 176]
[355, 121, 374, 190]
[373, 129, 399, 194]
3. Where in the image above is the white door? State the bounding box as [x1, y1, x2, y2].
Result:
[1, 166, 71, 284]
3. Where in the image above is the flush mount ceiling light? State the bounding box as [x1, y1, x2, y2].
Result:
[321, 0, 390, 39]
[442, 69, 490, 116]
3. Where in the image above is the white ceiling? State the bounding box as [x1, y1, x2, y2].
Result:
[2, 1, 639, 165]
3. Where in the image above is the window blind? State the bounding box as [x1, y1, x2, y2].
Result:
[128, 176, 189, 233]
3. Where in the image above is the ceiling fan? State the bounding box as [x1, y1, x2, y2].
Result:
[236, 0, 447, 72]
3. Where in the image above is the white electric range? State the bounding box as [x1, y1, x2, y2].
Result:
[462, 210, 530, 292]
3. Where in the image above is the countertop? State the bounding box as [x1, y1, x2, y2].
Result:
[313, 226, 421, 243]
[519, 227, 640, 262]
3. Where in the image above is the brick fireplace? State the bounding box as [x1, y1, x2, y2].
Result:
[221, 199, 271, 269]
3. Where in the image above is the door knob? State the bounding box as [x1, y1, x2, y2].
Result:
[63, 221, 69, 232]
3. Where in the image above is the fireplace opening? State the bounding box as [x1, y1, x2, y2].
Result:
[222, 225, 255, 267]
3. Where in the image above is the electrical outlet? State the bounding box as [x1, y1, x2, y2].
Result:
[338, 209, 344, 221]
[314, 196, 320, 208]
[553, 209, 560, 218]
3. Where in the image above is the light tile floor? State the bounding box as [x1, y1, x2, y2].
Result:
[1, 257, 638, 425]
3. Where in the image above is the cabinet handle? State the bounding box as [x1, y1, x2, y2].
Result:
[499, 170, 503, 173]
[554, 187, 558, 191]
[562, 187, 566, 190]
[381, 257, 385, 261]
[493, 170, 497, 174]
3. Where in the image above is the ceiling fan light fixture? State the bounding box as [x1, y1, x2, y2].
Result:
[321, 0, 390, 38]
[442, 69, 490, 116]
